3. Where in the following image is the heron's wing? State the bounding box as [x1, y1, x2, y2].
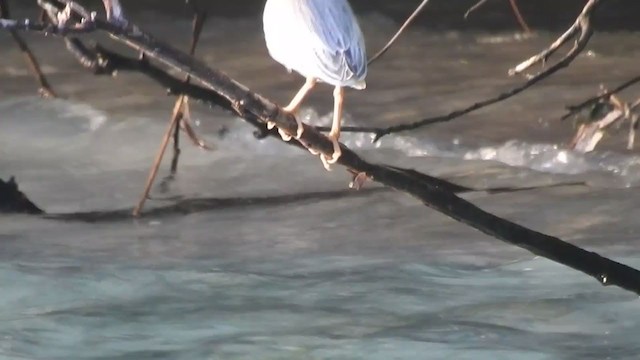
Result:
[300, 0, 367, 84]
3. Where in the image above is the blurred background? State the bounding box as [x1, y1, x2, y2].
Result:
[121, 0, 639, 31]
[8, 0, 640, 31]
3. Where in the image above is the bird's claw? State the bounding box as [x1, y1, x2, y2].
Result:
[278, 128, 292, 142]
[266, 120, 291, 141]
[267, 108, 304, 142]
[281, 107, 305, 140]
[266, 121, 276, 130]
[319, 135, 342, 171]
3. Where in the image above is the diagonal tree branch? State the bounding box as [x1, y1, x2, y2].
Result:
[3, 0, 640, 295]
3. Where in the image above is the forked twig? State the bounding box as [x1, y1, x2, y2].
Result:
[133, 7, 208, 217]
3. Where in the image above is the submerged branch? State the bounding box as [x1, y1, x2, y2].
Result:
[3, 0, 640, 295]
[562, 75, 640, 120]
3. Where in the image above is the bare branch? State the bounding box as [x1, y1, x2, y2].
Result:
[509, 0, 600, 75]
[508, 0, 531, 33]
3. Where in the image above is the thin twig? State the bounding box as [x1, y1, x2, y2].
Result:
[132, 95, 186, 217]
[508, 0, 531, 33]
[367, 0, 432, 66]
[465, 0, 531, 33]
[464, 0, 490, 19]
[0, 0, 57, 97]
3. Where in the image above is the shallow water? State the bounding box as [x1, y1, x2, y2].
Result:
[1, 6, 640, 360]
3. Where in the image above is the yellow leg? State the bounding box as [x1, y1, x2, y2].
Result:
[267, 77, 316, 141]
[284, 77, 317, 113]
[320, 86, 344, 171]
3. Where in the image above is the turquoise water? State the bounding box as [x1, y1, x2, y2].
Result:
[1, 255, 638, 359]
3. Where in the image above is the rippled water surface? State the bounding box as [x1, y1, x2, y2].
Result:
[1, 6, 640, 360]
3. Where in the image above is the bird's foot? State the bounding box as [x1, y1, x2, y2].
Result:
[265, 110, 304, 142]
[320, 135, 342, 171]
[266, 120, 291, 141]
[282, 105, 305, 139]
[278, 128, 292, 142]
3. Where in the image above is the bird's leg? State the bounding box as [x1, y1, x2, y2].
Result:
[267, 77, 316, 141]
[320, 86, 344, 171]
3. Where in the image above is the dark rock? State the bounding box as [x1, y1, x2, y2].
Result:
[0, 177, 44, 215]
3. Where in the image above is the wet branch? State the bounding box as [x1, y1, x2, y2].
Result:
[323, 0, 603, 142]
[3, 0, 640, 295]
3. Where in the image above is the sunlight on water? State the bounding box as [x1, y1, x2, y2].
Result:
[462, 140, 640, 186]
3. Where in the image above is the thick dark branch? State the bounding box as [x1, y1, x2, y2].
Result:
[367, 0, 432, 66]
[4, 1, 640, 295]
